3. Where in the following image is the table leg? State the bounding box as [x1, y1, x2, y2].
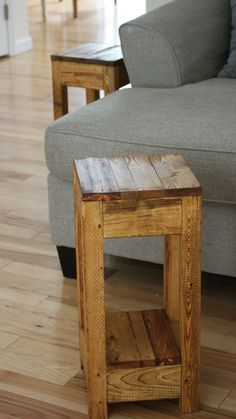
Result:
[73, 0, 78, 18]
[103, 65, 129, 96]
[82, 201, 108, 419]
[52, 61, 68, 119]
[74, 174, 85, 371]
[41, 0, 47, 21]
[179, 195, 201, 413]
[103, 66, 119, 95]
[86, 88, 99, 104]
[164, 235, 180, 347]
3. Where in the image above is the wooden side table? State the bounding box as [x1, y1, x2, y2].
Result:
[73, 154, 202, 419]
[51, 43, 129, 119]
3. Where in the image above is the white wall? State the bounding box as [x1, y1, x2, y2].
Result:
[0, 0, 9, 56]
[146, 0, 173, 12]
[7, 0, 32, 55]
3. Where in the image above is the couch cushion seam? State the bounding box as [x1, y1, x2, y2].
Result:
[46, 131, 236, 155]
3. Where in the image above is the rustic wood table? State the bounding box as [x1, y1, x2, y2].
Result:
[51, 43, 129, 119]
[73, 154, 202, 419]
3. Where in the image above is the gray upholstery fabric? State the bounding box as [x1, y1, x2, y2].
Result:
[218, 0, 236, 78]
[45, 78, 236, 204]
[48, 174, 236, 277]
[119, 0, 231, 87]
[45, 0, 236, 278]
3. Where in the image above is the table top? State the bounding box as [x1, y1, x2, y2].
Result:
[74, 154, 201, 201]
[51, 43, 124, 66]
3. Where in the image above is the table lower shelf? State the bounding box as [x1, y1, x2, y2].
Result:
[106, 308, 181, 403]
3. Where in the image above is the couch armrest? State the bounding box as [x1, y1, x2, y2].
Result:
[119, 0, 231, 87]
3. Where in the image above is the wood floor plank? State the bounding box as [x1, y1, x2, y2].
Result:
[220, 391, 236, 416]
[0, 236, 57, 258]
[33, 231, 53, 243]
[0, 258, 10, 270]
[201, 316, 236, 354]
[0, 298, 79, 349]
[36, 298, 78, 319]
[201, 347, 236, 373]
[200, 383, 231, 410]
[109, 400, 233, 419]
[0, 271, 74, 300]
[0, 388, 87, 419]
[0, 332, 19, 350]
[0, 248, 60, 270]
[0, 222, 37, 240]
[2, 261, 64, 281]
[0, 213, 49, 234]
[0, 337, 80, 385]
[201, 365, 236, 392]
[0, 287, 46, 307]
[0, 370, 87, 413]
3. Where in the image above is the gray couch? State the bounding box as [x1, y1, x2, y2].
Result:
[45, 0, 236, 278]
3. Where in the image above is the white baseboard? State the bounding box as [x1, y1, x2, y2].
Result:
[9, 36, 33, 56]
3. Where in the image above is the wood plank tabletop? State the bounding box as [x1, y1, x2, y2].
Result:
[74, 154, 201, 201]
[51, 43, 124, 66]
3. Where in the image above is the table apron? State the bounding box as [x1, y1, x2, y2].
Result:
[103, 198, 182, 239]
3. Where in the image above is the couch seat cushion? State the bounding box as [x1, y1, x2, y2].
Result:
[45, 78, 236, 204]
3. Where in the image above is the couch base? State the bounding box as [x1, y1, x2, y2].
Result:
[57, 246, 76, 279]
[56, 246, 236, 284]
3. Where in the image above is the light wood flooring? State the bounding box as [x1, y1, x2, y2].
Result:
[0, 0, 236, 417]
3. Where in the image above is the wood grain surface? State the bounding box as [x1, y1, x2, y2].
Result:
[180, 195, 202, 412]
[107, 364, 181, 403]
[74, 173, 85, 371]
[51, 43, 124, 66]
[74, 154, 201, 201]
[80, 201, 107, 418]
[142, 309, 181, 366]
[106, 311, 155, 368]
[103, 198, 182, 238]
[164, 235, 180, 346]
[106, 309, 181, 369]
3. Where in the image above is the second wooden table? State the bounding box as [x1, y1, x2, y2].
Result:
[51, 43, 129, 119]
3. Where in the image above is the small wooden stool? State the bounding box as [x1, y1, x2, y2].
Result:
[73, 154, 202, 419]
[51, 43, 129, 119]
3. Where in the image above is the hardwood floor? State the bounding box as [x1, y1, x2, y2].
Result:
[0, 0, 236, 418]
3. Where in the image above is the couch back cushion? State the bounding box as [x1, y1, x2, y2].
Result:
[218, 0, 236, 77]
[120, 0, 231, 88]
